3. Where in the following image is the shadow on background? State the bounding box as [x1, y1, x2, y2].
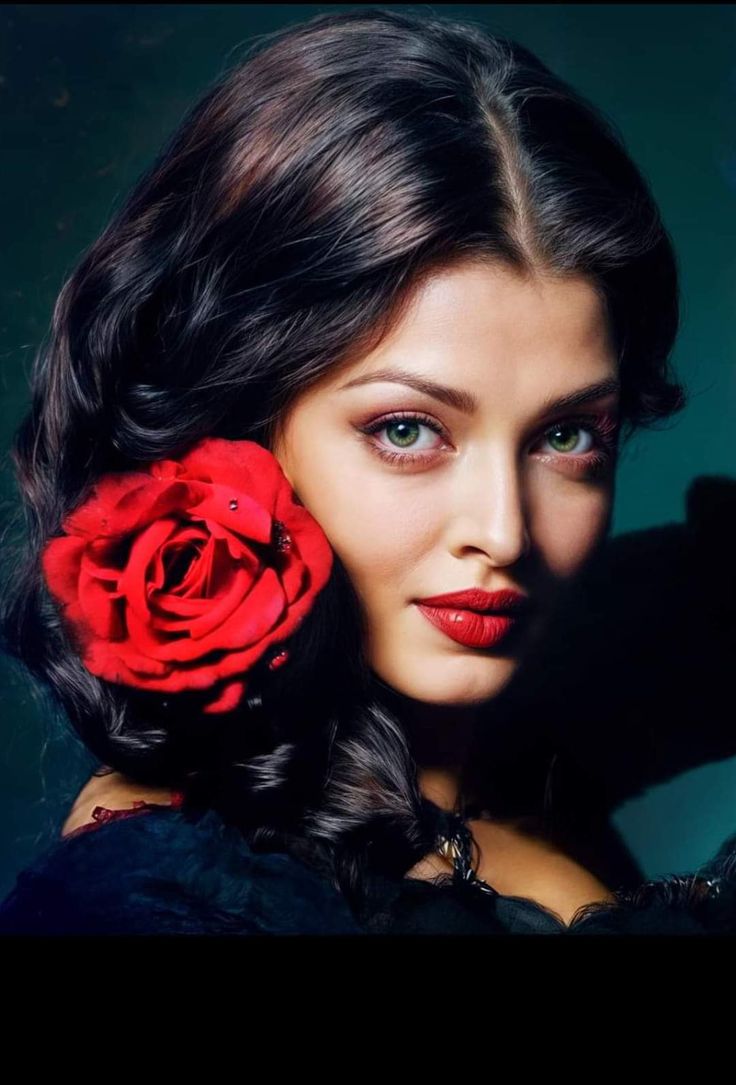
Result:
[472, 474, 736, 888]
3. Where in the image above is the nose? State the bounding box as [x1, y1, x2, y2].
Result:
[445, 448, 532, 568]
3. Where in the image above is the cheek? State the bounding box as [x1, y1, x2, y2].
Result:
[326, 484, 432, 602]
[535, 488, 612, 577]
[277, 432, 430, 598]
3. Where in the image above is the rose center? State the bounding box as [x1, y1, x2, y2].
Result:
[162, 541, 201, 591]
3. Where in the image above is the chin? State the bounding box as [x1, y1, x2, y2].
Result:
[374, 649, 521, 707]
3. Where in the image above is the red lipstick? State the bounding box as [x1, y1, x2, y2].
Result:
[414, 588, 532, 649]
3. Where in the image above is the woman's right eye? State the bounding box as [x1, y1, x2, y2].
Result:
[356, 412, 450, 466]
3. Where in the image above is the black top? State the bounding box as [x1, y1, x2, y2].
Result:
[0, 799, 734, 936]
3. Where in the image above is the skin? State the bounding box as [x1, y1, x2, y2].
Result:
[272, 257, 619, 778]
[60, 772, 175, 837]
[65, 257, 623, 924]
[269, 257, 623, 922]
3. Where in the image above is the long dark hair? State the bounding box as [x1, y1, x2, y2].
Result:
[1, 7, 686, 912]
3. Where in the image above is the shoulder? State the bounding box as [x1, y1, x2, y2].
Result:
[0, 801, 363, 936]
[60, 770, 178, 839]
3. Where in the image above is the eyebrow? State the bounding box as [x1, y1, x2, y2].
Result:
[338, 367, 620, 416]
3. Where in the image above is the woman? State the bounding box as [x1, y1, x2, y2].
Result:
[1, 7, 734, 936]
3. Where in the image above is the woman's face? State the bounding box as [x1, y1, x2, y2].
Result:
[272, 259, 620, 708]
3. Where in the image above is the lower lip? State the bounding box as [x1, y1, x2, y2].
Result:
[415, 604, 520, 649]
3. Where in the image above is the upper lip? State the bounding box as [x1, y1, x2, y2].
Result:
[416, 588, 533, 614]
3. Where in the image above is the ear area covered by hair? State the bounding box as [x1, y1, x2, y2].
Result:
[0, 805, 364, 935]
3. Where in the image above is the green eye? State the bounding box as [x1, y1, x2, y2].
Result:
[385, 420, 422, 448]
[358, 411, 448, 466]
[545, 424, 592, 455]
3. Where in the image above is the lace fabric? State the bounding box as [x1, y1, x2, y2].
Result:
[61, 789, 186, 841]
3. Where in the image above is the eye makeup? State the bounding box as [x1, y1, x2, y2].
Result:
[355, 409, 620, 477]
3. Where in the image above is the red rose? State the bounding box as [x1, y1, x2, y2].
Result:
[41, 437, 333, 714]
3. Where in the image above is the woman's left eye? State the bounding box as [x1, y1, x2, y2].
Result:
[539, 422, 595, 456]
[534, 414, 620, 475]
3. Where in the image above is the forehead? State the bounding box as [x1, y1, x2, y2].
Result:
[327, 259, 616, 399]
[271, 260, 619, 454]
[400, 259, 610, 346]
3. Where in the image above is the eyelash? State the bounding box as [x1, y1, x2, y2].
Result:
[357, 410, 620, 476]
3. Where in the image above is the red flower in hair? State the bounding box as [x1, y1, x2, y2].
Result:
[41, 438, 333, 714]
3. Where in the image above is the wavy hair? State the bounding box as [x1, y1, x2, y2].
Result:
[1, 7, 687, 913]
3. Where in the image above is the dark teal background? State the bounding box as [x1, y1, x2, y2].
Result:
[1, 4, 734, 899]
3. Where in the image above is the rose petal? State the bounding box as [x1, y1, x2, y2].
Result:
[41, 536, 87, 605]
[279, 555, 307, 605]
[186, 483, 273, 545]
[125, 565, 285, 661]
[82, 536, 130, 581]
[186, 565, 253, 640]
[77, 563, 126, 639]
[281, 504, 334, 596]
[201, 679, 246, 714]
[203, 519, 262, 567]
[63, 475, 151, 538]
[120, 518, 179, 625]
[150, 593, 212, 620]
[180, 438, 290, 517]
[192, 565, 286, 652]
[146, 527, 207, 596]
[150, 459, 187, 481]
[84, 635, 172, 683]
[172, 533, 214, 596]
[115, 479, 207, 534]
[159, 533, 208, 595]
[66, 476, 208, 539]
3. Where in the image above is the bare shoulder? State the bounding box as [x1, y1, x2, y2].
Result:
[60, 770, 175, 839]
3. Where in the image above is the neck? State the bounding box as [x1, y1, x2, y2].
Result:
[377, 685, 483, 813]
